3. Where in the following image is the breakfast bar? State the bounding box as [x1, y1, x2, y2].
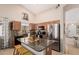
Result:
[17, 37, 55, 55]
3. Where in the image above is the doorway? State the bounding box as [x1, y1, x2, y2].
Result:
[65, 5, 79, 54]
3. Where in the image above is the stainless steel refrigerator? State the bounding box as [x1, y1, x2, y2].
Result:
[48, 23, 60, 52]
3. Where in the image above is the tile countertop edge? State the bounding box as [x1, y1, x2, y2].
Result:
[21, 43, 46, 55]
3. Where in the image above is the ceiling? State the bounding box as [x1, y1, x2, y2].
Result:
[22, 4, 58, 15]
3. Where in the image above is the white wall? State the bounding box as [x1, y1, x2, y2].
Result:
[66, 8, 79, 24]
[65, 5, 79, 28]
[0, 4, 35, 23]
[65, 8, 79, 36]
[65, 6, 79, 54]
[33, 8, 62, 23]
[65, 5, 79, 35]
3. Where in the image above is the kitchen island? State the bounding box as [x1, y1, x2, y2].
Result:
[17, 37, 55, 55]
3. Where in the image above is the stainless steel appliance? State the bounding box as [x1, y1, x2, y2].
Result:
[48, 24, 60, 52]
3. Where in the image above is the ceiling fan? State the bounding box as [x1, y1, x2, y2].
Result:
[56, 4, 60, 8]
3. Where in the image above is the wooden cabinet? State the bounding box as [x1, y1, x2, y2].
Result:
[36, 23, 47, 30]
[36, 20, 60, 30]
[29, 23, 36, 30]
[10, 21, 21, 31]
[29, 20, 60, 30]
[10, 21, 21, 47]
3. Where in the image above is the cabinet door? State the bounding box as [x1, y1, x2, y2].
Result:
[29, 23, 36, 30]
[12, 21, 21, 31]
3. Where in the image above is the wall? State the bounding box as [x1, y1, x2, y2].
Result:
[0, 4, 35, 23]
[65, 5, 79, 54]
[33, 8, 62, 23]
[65, 8, 79, 36]
[66, 8, 79, 24]
[65, 5, 79, 31]
[64, 4, 79, 12]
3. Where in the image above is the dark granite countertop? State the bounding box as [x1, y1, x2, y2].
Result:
[17, 38, 56, 52]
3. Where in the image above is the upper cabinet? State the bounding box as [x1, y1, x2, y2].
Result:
[29, 23, 36, 30]
[10, 21, 21, 31]
[36, 20, 60, 30]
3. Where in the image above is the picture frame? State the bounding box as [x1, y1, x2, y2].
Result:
[23, 13, 28, 20]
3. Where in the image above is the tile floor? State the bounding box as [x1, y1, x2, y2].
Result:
[0, 47, 79, 55]
[0, 48, 14, 55]
[0, 48, 62, 55]
[65, 37, 79, 55]
[0, 46, 79, 55]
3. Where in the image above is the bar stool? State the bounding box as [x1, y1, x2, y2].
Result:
[17, 47, 32, 55]
[13, 45, 22, 55]
[13, 45, 33, 55]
